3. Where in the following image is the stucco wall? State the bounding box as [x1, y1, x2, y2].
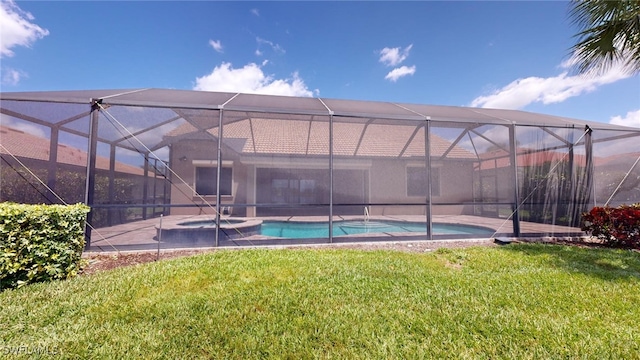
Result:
[169, 140, 247, 216]
[367, 159, 474, 216]
[170, 139, 477, 217]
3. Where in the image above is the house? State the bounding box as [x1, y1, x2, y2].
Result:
[164, 116, 477, 217]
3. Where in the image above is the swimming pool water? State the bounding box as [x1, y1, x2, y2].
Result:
[260, 220, 492, 239]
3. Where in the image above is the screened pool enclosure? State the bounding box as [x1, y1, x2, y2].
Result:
[1, 89, 639, 251]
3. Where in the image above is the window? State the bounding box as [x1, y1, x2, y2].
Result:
[256, 168, 326, 204]
[270, 179, 317, 204]
[407, 167, 440, 197]
[195, 167, 233, 196]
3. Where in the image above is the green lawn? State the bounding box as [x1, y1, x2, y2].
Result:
[1, 244, 639, 359]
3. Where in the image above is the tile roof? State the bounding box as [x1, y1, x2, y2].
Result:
[477, 148, 599, 170]
[0, 125, 144, 175]
[169, 118, 476, 159]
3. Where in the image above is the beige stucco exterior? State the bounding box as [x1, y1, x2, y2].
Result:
[168, 137, 476, 218]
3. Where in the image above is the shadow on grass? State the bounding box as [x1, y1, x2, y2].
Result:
[501, 243, 640, 281]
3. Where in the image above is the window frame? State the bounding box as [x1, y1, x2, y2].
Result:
[193, 161, 233, 197]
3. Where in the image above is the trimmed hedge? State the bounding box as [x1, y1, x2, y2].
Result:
[581, 204, 640, 249]
[0, 203, 89, 290]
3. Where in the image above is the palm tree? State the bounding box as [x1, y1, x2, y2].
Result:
[569, 0, 640, 75]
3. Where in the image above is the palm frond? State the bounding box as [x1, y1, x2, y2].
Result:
[569, 0, 640, 75]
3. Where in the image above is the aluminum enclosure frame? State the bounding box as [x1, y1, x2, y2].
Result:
[2, 89, 638, 250]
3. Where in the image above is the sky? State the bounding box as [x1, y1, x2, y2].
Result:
[1, 0, 639, 128]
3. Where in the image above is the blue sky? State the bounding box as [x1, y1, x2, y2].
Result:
[1, 0, 638, 127]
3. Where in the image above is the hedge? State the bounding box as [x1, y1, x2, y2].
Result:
[0, 203, 90, 290]
[581, 204, 640, 249]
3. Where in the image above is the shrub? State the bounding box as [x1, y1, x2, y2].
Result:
[581, 204, 640, 249]
[0, 203, 90, 290]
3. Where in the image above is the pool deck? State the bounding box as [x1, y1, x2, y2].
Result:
[86, 214, 584, 252]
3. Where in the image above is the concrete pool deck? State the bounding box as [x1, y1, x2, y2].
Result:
[86, 214, 584, 252]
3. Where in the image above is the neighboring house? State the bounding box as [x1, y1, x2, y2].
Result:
[0, 124, 148, 207]
[0, 125, 145, 174]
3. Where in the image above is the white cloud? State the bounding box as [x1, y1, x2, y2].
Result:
[0, 0, 49, 58]
[256, 37, 284, 54]
[385, 65, 416, 82]
[193, 62, 315, 97]
[255, 49, 263, 56]
[1, 68, 25, 85]
[610, 109, 640, 128]
[470, 52, 632, 109]
[0, 115, 47, 138]
[251, 8, 260, 17]
[379, 44, 413, 67]
[208, 39, 223, 53]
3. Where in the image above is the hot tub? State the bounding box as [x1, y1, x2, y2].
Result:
[156, 217, 262, 244]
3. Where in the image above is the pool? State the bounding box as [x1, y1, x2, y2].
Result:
[260, 220, 492, 239]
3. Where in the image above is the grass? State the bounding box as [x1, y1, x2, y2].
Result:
[1, 243, 639, 359]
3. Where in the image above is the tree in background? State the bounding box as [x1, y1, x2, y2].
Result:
[569, 0, 640, 75]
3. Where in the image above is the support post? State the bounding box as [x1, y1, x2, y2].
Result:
[152, 158, 158, 217]
[329, 113, 334, 243]
[215, 109, 223, 247]
[425, 120, 433, 240]
[584, 125, 594, 208]
[143, 153, 149, 220]
[567, 129, 575, 227]
[84, 100, 100, 248]
[46, 128, 59, 204]
[108, 144, 115, 226]
[509, 124, 520, 236]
